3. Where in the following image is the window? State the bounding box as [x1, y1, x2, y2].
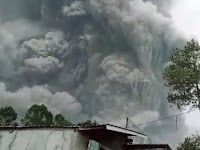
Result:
[88, 140, 100, 150]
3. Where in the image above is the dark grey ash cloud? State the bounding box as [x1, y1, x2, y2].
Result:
[0, 0, 187, 148]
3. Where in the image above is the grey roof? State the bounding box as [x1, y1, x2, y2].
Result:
[0, 124, 147, 138]
[124, 144, 172, 150]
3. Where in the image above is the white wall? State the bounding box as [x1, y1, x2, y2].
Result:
[0, 128, 89, 150]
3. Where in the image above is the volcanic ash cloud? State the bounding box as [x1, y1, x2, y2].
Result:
[0, 0, 188, 147]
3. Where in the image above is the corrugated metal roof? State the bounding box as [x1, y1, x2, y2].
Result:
[124, 144, 172, 150]
[79, 124, 147, 137]
[0, 124, 102, 130]
[0, 124, 146, 137]
[0, 124, 149, 140]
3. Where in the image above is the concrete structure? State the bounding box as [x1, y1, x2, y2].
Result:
[0, 124, 171, 150]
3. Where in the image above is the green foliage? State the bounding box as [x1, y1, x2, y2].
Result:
[0, 104, 99, 127]
[163, 39, 200, 110]
[177, 135, 200, 150]
[22, 104, 53, 126]
[77, 120, 98, 126]
[0, 107, 17, 126]
[54, 114, 73, 126]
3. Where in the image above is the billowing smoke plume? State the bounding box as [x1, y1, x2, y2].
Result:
[0, 0, 188, 148]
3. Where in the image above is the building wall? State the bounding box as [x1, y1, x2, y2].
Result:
[0, 128, 89, 150]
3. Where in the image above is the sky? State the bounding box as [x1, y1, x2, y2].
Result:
[171, 0, 200, 41]
[170, 0, 200, 133]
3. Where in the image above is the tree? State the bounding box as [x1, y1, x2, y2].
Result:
[177, 135, 200, 150]
[0, 107, 17, 126]
[77, 120, 98, 126]
[54, 114, 73, 126]
[22, 104, 53, 126]
[163, 39, 200, 110]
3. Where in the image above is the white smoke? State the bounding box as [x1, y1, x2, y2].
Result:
[0, 24, 19, 79]
[21, 31, 68, 57]
[63, 1, 87, 17]
[18, 31, 70, 75]
[0, 82, 81, 119]
[21, 56, 63, 74]
[101, 55, 147, 84]
[0, 19, 49, 79]
[0, 19, 47, 45]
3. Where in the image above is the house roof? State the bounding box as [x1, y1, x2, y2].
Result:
[79, 124, 147, 139]
[0, 124, 147, 138]
[0, 124, 172, 150]
[124, 144, 172, 150]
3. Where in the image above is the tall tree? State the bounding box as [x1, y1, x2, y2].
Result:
[22, 104, 53, 126]
[163, 39, 200, 110]
[54, 114, 73, 126]
[177, 135, 200, 150]
[0, 107, 17, 126]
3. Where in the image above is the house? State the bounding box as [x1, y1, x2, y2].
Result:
[0, 124, 172, 150]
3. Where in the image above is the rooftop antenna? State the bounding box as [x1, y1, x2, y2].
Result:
[176, 115, 178, 130]
[126, 118, 129, 128]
